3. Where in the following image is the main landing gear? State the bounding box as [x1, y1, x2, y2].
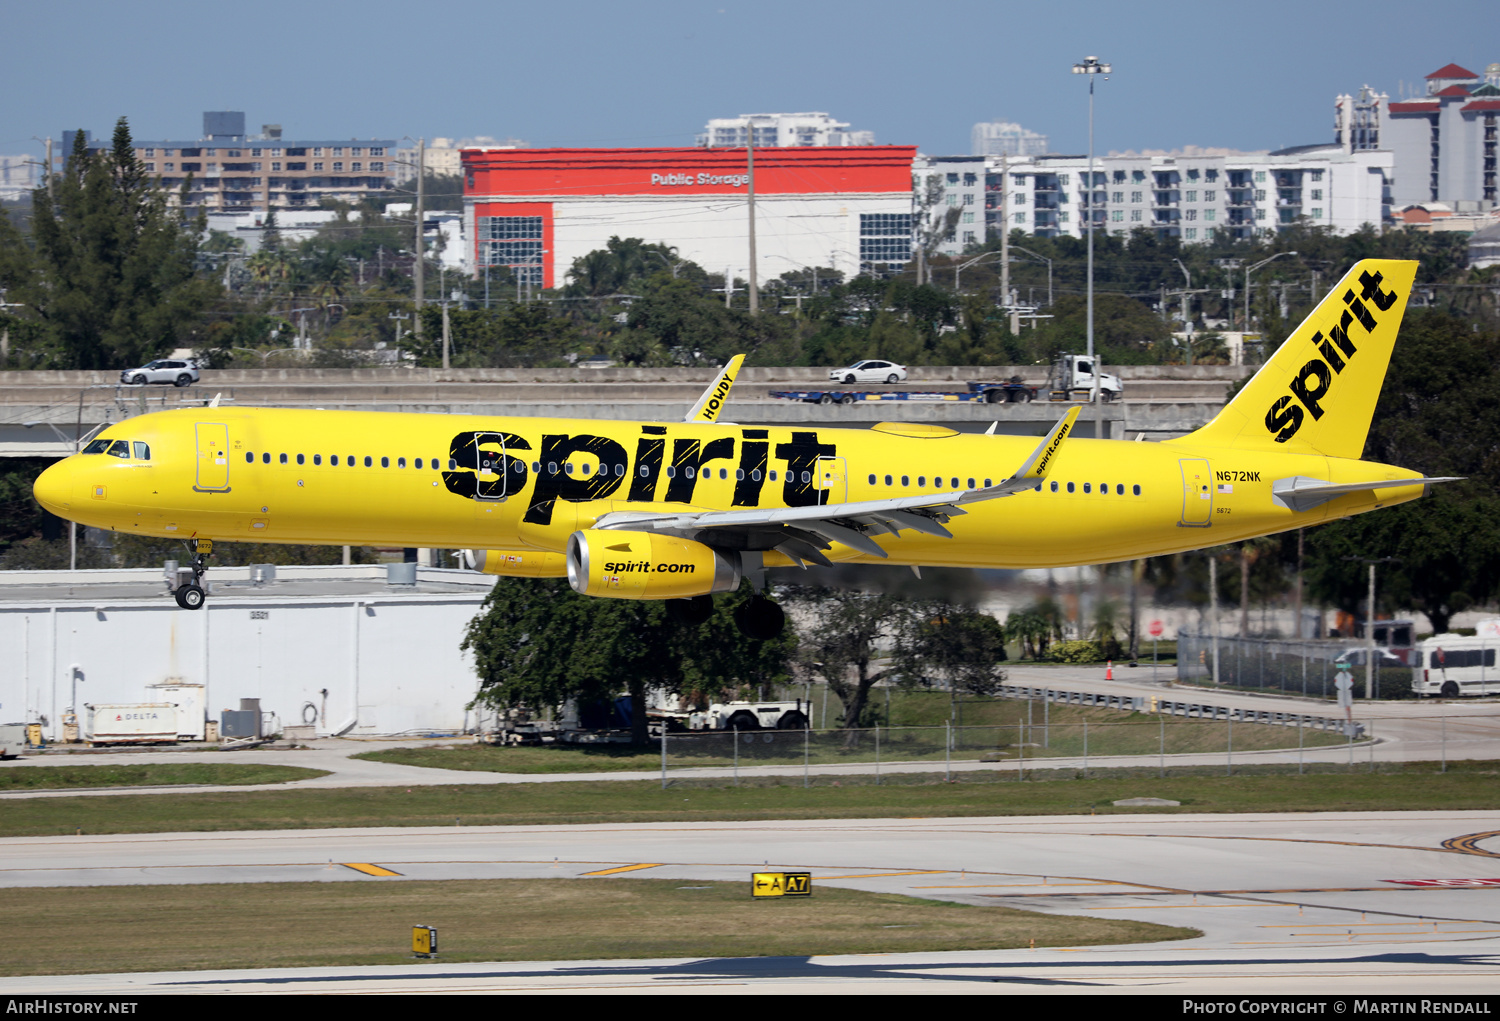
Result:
[734, 597, 785, 640]
[663, 594, 787, 639]
[171, 539, 212, 610]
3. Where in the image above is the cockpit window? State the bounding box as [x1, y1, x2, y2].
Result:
[106, 440, 131, 458]
[132, 441, 150, 460]
[82, 439, 112, 455]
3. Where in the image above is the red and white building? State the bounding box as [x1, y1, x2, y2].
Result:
[461, 146, 918, 289]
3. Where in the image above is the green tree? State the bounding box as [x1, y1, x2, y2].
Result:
[463, 578, 794, 745]
[0, 119, 216, 369]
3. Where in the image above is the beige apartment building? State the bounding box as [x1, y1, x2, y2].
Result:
[131, 112, 395, 212]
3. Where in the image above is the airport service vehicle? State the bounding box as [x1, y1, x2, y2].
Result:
[829, 360, 907, 385]
[687, 700, 810, 731]
[120, 359, 200, 387]
[1412, 625, 1500, 698]
[33, 261, 1456, 640]
[0, 723, 26, 759]
[82, 703, 179, 746]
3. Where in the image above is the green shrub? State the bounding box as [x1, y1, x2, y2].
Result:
[1046, 639, 1106, 664]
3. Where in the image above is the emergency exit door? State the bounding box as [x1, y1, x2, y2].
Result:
[1178, 458, 1212, 527]
[194, 423, 231, 492]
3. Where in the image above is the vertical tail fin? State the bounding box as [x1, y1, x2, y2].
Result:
[1181, 259, 1416, 459]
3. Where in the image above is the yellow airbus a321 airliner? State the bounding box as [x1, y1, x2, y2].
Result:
[32, 259, 1454, 637]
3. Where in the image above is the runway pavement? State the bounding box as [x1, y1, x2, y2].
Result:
[3, 670, 1499, 993]
[2, 813, 1499, 993]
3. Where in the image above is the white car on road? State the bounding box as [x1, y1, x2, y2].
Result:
[830, 360, 907, 385]
[120, 359, 200, 387]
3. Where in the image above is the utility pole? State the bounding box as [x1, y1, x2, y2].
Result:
[1001, 153, 1016, 333]
[441, 302, 451, 371]
[413, 138, 425, 340]
[746, 119, 758, 314]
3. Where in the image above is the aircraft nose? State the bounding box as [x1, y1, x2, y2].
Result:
[32, 458, 76, 517]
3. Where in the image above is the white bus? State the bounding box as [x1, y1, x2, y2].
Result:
[1413, 632, 1500, 698]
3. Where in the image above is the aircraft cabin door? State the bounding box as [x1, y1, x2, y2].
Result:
[1178, 458, 1212, 527]
[474, 432, 507, 501]
[814, 456, 847, 505]
[194, 423, 231, 493]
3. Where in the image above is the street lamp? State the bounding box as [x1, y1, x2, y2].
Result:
[1073, 55, 1110, 418]
[1245, 251, 1298, 329]
[1344, 556, 1400, 701]
[1009, 246, 1053, 308]
[953, 251, 1003, 291]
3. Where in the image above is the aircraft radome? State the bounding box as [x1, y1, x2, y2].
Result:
[32, 259, 1456, 638]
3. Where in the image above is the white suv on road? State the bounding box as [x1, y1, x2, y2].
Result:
[121, 359, 200, 387]
[829, 360, 907, 385]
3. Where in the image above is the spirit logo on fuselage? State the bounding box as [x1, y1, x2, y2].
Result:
[442, 426, 838, 525]
[1263, 270, 1398, 443]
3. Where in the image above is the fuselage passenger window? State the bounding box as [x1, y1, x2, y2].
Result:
[313, 454, 321, 465]
[1133, 485, 1141, 495]
[364, 456, 372, 467]
[1067, 482, 1075, 493]
[296, 454, 305, 465]
[245, 452, 254, 463]
[279, 453, 288, 465]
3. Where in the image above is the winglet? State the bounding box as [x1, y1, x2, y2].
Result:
[1012, 406, 1080, 484]
[685, 354, 745, 423]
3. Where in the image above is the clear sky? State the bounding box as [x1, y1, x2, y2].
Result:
[0, 0, 1491, 158]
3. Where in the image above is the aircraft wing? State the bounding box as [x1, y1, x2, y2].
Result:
[594, 407, 1080, 566]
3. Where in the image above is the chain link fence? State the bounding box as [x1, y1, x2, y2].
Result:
[657, 712, 1363, 788]
[1176, 633, 1416, 699]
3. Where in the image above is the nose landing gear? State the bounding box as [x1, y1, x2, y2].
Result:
[170, 539, 212, 610]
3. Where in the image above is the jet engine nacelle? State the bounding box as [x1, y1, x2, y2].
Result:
[463, 549, 569, 578]
[566, 529, 741, 600]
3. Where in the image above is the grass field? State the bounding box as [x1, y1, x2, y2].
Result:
[357, 703, 1348, 775]
[6, 761, 1499, 838]
[0, 763, 329, 790]
[0, 879, 1196, 976]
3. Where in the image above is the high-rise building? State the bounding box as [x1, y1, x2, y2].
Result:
[1341, 61, 1500, 209]
[971, 120, 1049, 157]
[696, 113, 874, 148]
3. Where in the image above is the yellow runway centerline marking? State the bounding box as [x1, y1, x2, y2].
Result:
[579, 863, 665, 876]
[341, 863, 402, 877]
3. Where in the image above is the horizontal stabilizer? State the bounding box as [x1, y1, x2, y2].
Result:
[1270, 475, 1462, 513]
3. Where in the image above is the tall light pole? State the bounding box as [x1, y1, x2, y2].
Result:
[1245, 251, 1298, 330]
[1073, 55, 1110, 434]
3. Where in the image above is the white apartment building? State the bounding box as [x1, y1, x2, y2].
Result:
[919, 147, 1392, 255]
[0, 155, 38, 202]
[392, 136, 527, 185]
[1343, 61, 1500, 210]
[971, 120, 1049, 158]
[697, 112, 874, 148]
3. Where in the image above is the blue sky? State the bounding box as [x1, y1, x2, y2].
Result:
[0, 0, 1491, 158]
